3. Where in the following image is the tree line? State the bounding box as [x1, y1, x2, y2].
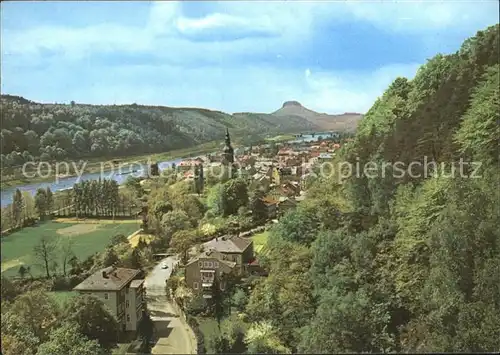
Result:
[1, 187, 55, 233]
[0, 95, 315, 170]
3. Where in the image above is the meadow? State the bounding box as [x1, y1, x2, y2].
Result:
[1, 219, 140, 277]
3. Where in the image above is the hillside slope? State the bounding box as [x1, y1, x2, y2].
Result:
[272, 100, 363, 131]
[244, 24, 500, 354]
[0, 96, 318, 166]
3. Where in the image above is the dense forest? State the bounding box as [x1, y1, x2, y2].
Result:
[0, 96, 316, 168]
[243, 24, 500, 352]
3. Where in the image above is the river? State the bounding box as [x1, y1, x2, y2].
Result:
[1, 133, 331, 207]
[0, 158, 183, 207]
[288, 132, 338, 144]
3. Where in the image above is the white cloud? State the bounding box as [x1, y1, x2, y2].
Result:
[303, 63, 421, 113]
[3, 1, 497, 60]
[342, 0, 498, 33]
[1, 1, 497, 114]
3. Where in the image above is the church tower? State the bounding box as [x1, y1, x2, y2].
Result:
[222, 128, 234, 165]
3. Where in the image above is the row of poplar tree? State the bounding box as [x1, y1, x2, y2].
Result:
[72, 179, 121, 217]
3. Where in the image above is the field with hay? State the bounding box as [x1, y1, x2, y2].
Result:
[128, 231, 156, 248]
[1, 219, 140, 277]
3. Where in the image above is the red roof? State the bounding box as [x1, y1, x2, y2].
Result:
[261, 197, 279, 205]
[179, 160, 194, 166]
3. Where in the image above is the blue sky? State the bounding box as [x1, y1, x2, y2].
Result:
[1, 1, 498, 114]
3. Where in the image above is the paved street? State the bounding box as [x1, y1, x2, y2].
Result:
[145, 256, 197, 355]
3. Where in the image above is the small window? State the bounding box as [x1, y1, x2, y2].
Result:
[193, 282, 199, 290]
[198, 261, 203, 267]
[126, 300, 129, 308]
[104, 293, 108, 300]
[127, 315, 130, 322]
[214, 261, 219, 268]
[208, 261, 213, 268]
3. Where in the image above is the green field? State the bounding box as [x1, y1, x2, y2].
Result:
[1, 219, 139, 277]
[252, 231, 269, 254]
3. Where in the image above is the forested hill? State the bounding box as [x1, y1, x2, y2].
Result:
[245, 24, 499, 353]
[0, 96, 318, 166]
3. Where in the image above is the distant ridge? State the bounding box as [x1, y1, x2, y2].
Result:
[272, 101, 363, 132]
[0, 94, 320, 162]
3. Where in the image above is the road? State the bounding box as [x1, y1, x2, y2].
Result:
[145, 256, 197, 355]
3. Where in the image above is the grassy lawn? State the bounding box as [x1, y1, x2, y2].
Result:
[1, 219, 140, 277]
[49, 291, 78, 306]
[251, 231, 269, 254]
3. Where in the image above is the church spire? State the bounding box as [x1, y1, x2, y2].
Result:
[222, 127, 234, 165]
[225, 128, 231, 146]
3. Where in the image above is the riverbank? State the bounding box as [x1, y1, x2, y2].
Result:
[1, 141, 220, 190]
[265, 134, 295, 142]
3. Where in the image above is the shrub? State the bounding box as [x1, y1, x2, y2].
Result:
[186, 294, 208, 317]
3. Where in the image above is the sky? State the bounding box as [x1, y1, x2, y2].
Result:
[1, 1, 498, 114]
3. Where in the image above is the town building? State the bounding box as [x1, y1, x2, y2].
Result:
[261, 197, 278, 219]
[201, 235, 254, 275]
[178, 160, 196, 171]
[73, 266, 145, 333]
[184, 250, 236, 299]
[185, 235, 255, 297]
[318, 152, 334, 161]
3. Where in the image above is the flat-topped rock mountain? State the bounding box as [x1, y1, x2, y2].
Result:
[272, 101, 363, 132]
[1, 94, 363, 165]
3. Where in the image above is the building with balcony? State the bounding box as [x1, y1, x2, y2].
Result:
[185, 234, 256, 297]
[184, 249, 237, 299]
[201, 235, 254, 275]
[73, 266, 145, 334]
